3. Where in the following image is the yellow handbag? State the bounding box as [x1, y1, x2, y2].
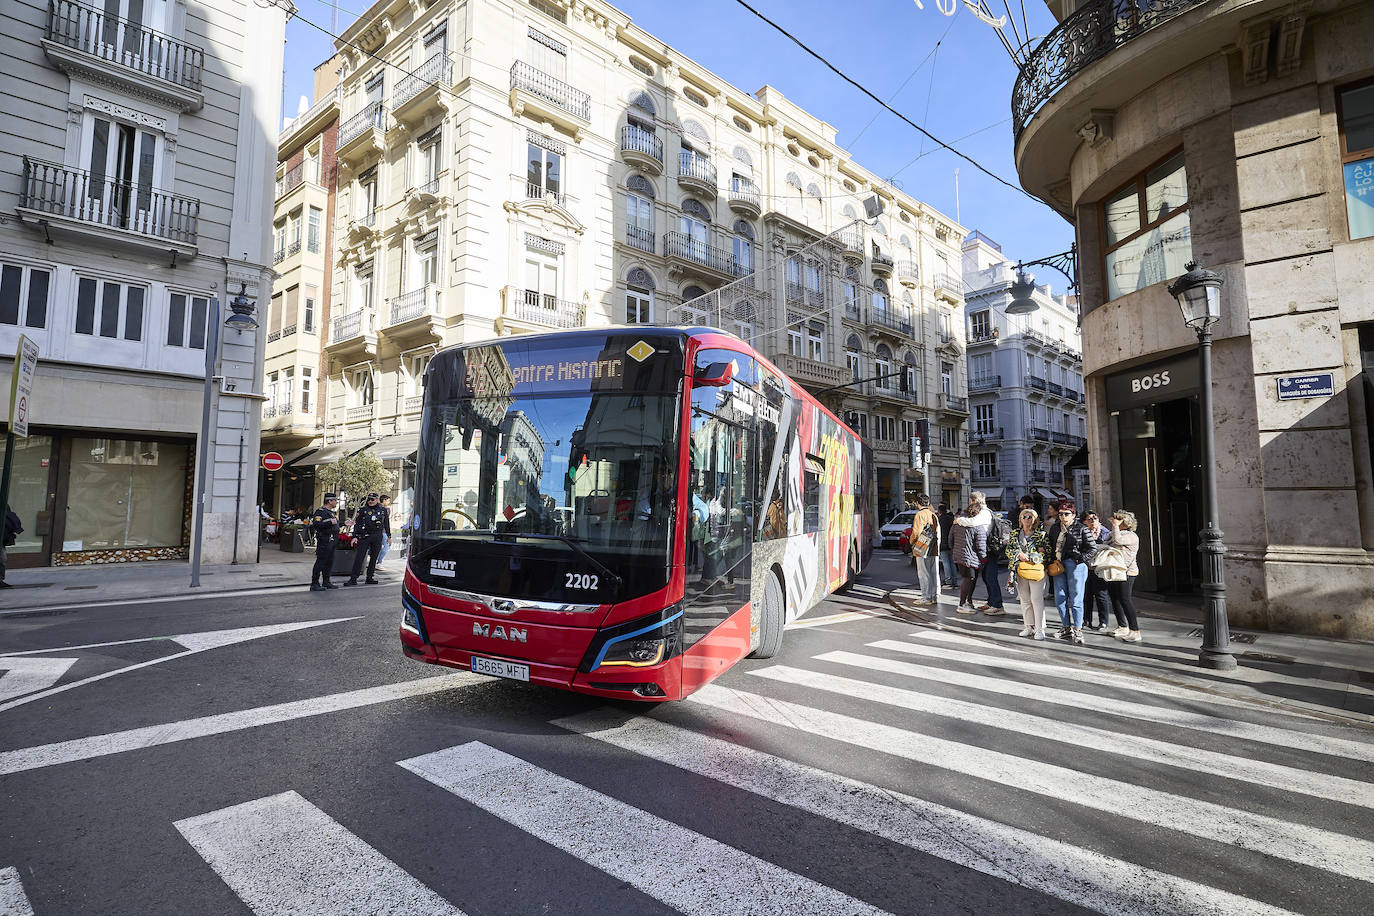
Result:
[1018, 561, 1045, 582]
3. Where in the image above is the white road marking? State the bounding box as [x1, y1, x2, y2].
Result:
[863, 638, 1374, 762]
[756, 662, 1374, 810]
[686, 683, 1374, 883]
[555, 710, 1299, 916]
[0, 657, 78, 702]
[0, 867, 35, 916]
[175, 791, 463, 916]
[398, 741, 891, 916]
[788, 610, 884, 629]
[0, 674, 479, 776]
[0, 618, 360, 713]
[0, 585, 314, 617]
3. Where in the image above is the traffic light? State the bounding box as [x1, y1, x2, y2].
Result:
[916, 418, 931, 457]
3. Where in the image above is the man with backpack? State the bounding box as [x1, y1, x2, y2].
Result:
[2, 504, 23, 589]
[909, 494, 940, 605]
[978, 506, 1011, 615]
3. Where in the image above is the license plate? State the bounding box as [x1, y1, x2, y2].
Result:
[471, 655, 530, 682]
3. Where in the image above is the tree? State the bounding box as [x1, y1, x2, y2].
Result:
[316, 450, 394, 506]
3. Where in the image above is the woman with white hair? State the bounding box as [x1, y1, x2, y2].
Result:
[1108, 509, 1143, 641]
[949, 492, 991, 613]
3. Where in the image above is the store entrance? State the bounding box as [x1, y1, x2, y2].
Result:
[1111, 398, 1201, 598]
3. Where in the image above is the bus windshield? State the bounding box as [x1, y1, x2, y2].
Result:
[410, 332, 685, 603]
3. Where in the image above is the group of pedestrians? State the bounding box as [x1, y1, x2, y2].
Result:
[309, 492, 393, 591]
[911, 491, 1143, 646]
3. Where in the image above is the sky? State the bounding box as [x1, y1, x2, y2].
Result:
[280, 0, 1073, 291]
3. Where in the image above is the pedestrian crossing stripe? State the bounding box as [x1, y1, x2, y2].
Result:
[552, 710, 1301, 916]
[398, 741, 890, 916]
[865, 637, 1374, 762]
[0, 867, 35, 916]
[175, 791, 464, 916]
[685, 682, 1374, 883]
[800, 651, 1374, 808]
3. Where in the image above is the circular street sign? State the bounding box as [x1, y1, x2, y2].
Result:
[262, 451, 285, 472]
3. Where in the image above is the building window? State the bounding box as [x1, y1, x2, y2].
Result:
[902, 419, 917, 443]
[65, 438, 188, 551]
[788, 326, 803, 356]
[84, 116, 161, 231]
[301, 368, 312, 413]
[350, 368, 375, 407]
[940, 424, 959, 449]
[874, 344, 892, 390]
[307, 206, 322, 253]
[354, 261, 374, 312]
[166, 292, 209, 349]
[413, 231, 439, 288]
[873, 278, 889, 317]
[941, 360, 953, 395]
[977, 452, 998, 479]
[290, 209, 302, 249]
[875, 415, 895, 441]
[1338, 79, 1374, 240]
[853, 413, 868, 438]
[416, 128, 442, 192]
[280, 368, 294, 414]
[404, 352, 431, 397]
[843, 279, 858, 317]
[357, 171, 378, 222]
[626, 192, 654, 252]
[76, 277, 143, 341]
[733, 232, 753, 275]
[970, 310, 991, 339]
[525, 246, 560, 305]
[626, 285, 652, 323]
[273, 220, 286, 260]
[0, 261, 50, 329]
[806, 324, 824, 362]
[303, 286, 317, 333]
[1101, 149, 1191, 301]
[903, 356, 918, 397]
[974, 403, 994, 435]
[527, 26, 567, 80]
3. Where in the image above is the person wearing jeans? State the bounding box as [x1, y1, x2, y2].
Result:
[1045, 502, 1095, 644]
[910, 494, 941, 604]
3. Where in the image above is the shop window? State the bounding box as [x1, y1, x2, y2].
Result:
[1100, 150, 1192, 300]
[63, 438, 189, 551]
[0, 261, 50, 329]
[167, 292, 209, 349]
[1338, 79, 1374, 241]
[76, 277, 144, 341]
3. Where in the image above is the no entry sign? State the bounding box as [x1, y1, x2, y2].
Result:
[261, 451, 285, 472]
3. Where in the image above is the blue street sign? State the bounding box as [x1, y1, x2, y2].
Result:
[1276, 373, 1335, 400]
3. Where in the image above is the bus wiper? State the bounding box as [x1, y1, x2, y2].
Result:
[494, 533, 623, 593]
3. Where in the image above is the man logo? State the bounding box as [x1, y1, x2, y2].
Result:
[430, 559, 457, 578]
[473, 622, 528, 643]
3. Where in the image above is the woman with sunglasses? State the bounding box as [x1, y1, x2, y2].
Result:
[1006, 508, 1050, 638]
[1045, 501, 1095, 644]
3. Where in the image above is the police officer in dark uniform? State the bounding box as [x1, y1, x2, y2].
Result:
[345, 492, 389, 586]
[310, 493, 341, 591]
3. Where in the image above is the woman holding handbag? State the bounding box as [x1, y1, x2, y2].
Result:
[1107, 510, 1143, 642]
[1045, 501, 1095, 644]
[1006, 508, 1050, 638]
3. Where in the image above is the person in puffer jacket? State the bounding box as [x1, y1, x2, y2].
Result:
[949, 492, 991, 614]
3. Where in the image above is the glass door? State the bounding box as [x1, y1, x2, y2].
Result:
[6, 434, 57, 567]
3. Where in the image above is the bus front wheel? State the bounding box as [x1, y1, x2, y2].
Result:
[750, 569, 785, 659]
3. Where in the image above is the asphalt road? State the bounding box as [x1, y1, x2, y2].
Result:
[2, 552, 1372, 915]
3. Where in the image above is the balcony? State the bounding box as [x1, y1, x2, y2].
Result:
[844, 300, 864, 323]
[327, 309, 377, 360]
[677, 150, 717, 196]
[971, 471, 1000, 484]
[871, 253, 895, 276]
[836, 225, 864, 261]
[347, 404, 376, 423]
[1064, 389, 1082, 403]
[620, 125, 663, 174]
[526, 181, 565, 208]
[936, 329, 962, 354]
[1027, 374, 1048, 392]
[507, 289, 586, 329]
[897, 261, 919, 287]
[968, 329, 999, 346]
[393, 53, 452, 123]
[1011, 0, 1209, 142]
[1030, 427, 1052, 444]
[44, 0, 204, 110]
[384, 285, 443, 345]
[18, 156, 199, 257]
[625, 224, 654, 254]
[338, 101, 387, 164]
[727, 177, 761, 218]
[968, 375, 1002, 392]
[1047, 381, 1065, 398]
[868, 308, 912, 339]
[262, 404, 279, 419]
[938, 392, 968, 414]
[510, 61, 590, 135]
[1051, 431, 1087, 448]
[771, 353, 849, 391]
[273, 247, 285, 265]
[664, 232, 741, 280]
[404, 395, 425, 413]
[275, 162, 305, 200]
[933, 272, 963, 303]
[970, 427, 1006, 445]
[1031, 469, 1051, 483]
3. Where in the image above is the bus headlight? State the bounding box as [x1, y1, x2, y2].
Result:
[583, 607, 683, 672]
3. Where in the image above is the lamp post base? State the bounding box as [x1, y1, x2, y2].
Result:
[1198, 648, 1238, 670]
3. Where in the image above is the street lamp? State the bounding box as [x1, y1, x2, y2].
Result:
[1006, 268, 1040, 314]
[1006, 245, 1078, 316]
[1167, 260, 1236, 670]
[190, 284, 258, 587]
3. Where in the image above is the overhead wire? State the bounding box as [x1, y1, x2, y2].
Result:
[842, 12, 956, 151]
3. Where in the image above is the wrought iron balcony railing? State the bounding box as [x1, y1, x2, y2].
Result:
[275, 162, 304, 199]
[869, 308, 912, 337]
[395, 52, 452, 107]
[969, 329, 999, 344]
[1031, 469, 1051, 482]
[620, 125, 663, 163]
[1027, 374, 1048, 391]
[517, 289, 584, 328]
[21, 156, 199, 245]
[872, 253, 895, 273]
[968, 375, 1002, 391]
[836, 225, 864, 255]
[971, 427, 1006, 443]
[273, 247, 285, 264]
[1048, 381, 1065, 397]
[939, 393, 968, 412]
[1012, 0, 1210, 141]
[331, 310, 367, 344]
[356, 209, 376, 229]
[286, 240, 301, 257]
[933, 272, 962, 297]
[625, 224, 654, 253]
[664, 232, 741, 276]
[897, 260, 919, 281]
[47, 0, 204, 93]
[728, 177, 760, 209]
[526, 181, 564, 207]
[339, 100, 386, 147]
[389, 286, 434, 325]
[844, 301, 864, 322]
[1030, 427, 1052, 442]
[510, 61, 590, 121]
[678, 150, 717, 189]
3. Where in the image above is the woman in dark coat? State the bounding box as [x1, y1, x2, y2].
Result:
[1045, 501, 1096, 644]
[949, 496, 990, 613]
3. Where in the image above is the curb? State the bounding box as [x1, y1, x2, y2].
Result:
[0, 577, 404, 617]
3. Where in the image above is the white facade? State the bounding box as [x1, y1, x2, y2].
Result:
[961, 232, 1088, 512]
[0, 0, 287, 566]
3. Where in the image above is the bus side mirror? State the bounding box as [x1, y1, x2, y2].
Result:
[694, 361, 733, 387]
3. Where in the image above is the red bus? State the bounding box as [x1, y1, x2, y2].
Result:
[399, 327, 873, 701]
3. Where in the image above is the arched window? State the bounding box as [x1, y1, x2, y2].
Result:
[731, 219, 754, 240]
[903, 351, 919, 397]
[629, 91, 656, 117]
[682, 198, 712, 222]
[899, 233, 911, 249]
[683, 118, 710, 143]
[846, 333, 863, 350]
[627, 175, 655, 198]
[844, 264, 859, 281]
[626, 267, 655, 289]
[732, 146, 752, 168]
[844, 335, 863, 383]
[683, 284, 707, 301]
[842, 204, 857, 219]
[626, 268, 654, 324]
[806, 182, 821, 199]
[730, 299, 755, 340]
[733, 224, 753, 275]
[873, 278, 889, 317]
[786, 171, 802, 189]
[875, 343, 893, 390]
[874, 278, 889, 294]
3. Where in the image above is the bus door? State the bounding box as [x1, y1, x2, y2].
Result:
[684, 348, 758, 645]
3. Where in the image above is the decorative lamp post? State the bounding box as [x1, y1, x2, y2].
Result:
[1006, 268, 1040, 314]
[1167, 260, 1236, 670]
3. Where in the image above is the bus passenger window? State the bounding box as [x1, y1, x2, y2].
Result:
[803, 455, 823, 534]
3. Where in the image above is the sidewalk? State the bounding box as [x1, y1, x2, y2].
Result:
[1, 541, 403, 613]
[887, 584, 1374, 726]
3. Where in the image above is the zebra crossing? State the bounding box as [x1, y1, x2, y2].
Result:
[9, 626, 1373, 915]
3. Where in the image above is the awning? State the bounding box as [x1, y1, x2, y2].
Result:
[972, 486, 1003, 501]
[1064, 445, 1089, 471]
[293, 443, 347, 466]
[280, 445, 321, 467]
[370, 432, 420, 462]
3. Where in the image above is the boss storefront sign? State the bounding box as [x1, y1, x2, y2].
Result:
[1104, 353, 1200, 411]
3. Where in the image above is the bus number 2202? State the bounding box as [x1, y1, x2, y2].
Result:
[565, 573, 599, 590]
